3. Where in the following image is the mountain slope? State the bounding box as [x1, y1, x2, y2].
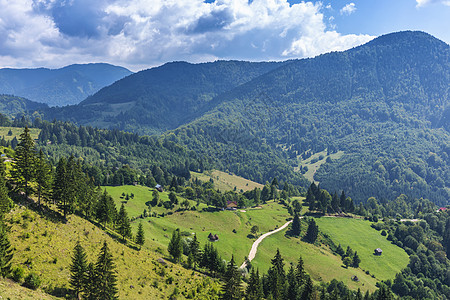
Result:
[0, 63, 132, 106]
[0, 95, 48, 117]
[43, 60, 285, 134]
[170, 31, 449, 204]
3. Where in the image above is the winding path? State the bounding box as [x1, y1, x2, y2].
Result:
[240, 220, 292, 269]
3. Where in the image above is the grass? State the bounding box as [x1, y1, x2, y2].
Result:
[0, 126, 41, 141]
[295, 150, 344, 182]
[191, 170, 264, 192]
[251, 228, 379, 293]
[315, 217, 410, 281]
[6, 205, 221, 299]
[0, 277, 60, 300]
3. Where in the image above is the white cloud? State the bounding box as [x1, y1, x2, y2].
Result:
[416, 0, 450, 6]
[340, 3, 356, 15]
[0, 0, 375, 71]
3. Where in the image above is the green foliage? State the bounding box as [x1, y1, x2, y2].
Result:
[0, 221, 13, 277]
[91, 241, 118, 300]
[135, 222, 145, 247]
[290, 214, 301, 236]
[304, 219, 319, 244]
[117, 204, 132, 241]
[220, 255, 242, 300]
[168, 228, 183, 262]
[69, 241, 87, 298]
[10, 126, 37, 198]
[24, 272, 41, 290]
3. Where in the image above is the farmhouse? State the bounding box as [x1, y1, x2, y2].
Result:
[226, 201, 238, 210]
[155, 184, 163, 192]
[208, 233, 219, 242]
[374, 248, 383, 255]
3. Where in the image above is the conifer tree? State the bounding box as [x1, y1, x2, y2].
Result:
[291, 214, 301, 236]
[0, 221, 13, 277]
[286, 266, 298, 300]
[96, 190, 117, 227]
[35, 150, 52, 206]
[168, 228, 182, 262]
[10, 126, 36, 198]
[0, 161, 12, 216]
[295, 256, 307, 286]
[117, 204, 132, 241]
[93, 241, 118, 300]
[189, 234, 200, 269]
[267, 249, 285, 300]
[220, 255, 242, 300]
[305, 218, 319, 243]
[69, 241, 88, 298]
[352, 251, 361, 268]
[443, 219, 450, 257]
[246, 268, 264, 300]
[135, 222, 145, 248]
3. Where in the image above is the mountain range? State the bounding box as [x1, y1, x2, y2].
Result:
[0, 63, 132, 107]
[1, 30, 449, 205]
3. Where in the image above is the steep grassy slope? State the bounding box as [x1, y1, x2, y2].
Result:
[191, 170, 264, 192]
[0, 278, 60, 299]
[315, 218, 410, 281]
[6, 206, 220, 299]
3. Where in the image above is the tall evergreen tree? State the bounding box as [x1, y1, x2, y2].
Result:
[0, 161, 12, 216]
[92, 241, 118, 300]
[117, 204, 132, 241]
[96, 190, 117, 227]
[35, 150, 52, 206]
[352, 251, 361, 268]
[246, 268, 264, 300]
[291, 214, 301, 236]
[10, 126, 36, 198]
[168, 228, 182, 262]
[0, 221, 13, 277]
[53, 156, 82, 218]
[443, 219, 450, 257]
[69, 241, 88, 298]
[135, 222, 145, 248]
[189, 234, 200, 269]
[305, 219, 319, 244]
[286, 266, 298, 300]
[220, 255, 242, 300]
[267, 249, 285, 300]
[295, 256, 307, 287]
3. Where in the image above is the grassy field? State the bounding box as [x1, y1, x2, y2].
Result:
[315, 217, 410, 281]
[191, 170, 264, 192]
[0, 126, 41, 141]
[103, 185, 390, 293]
[0, 278, 60, 300]
[252, 228, 379, 292]
[295, 150, 344, 182]
[6, 206, 221, 299]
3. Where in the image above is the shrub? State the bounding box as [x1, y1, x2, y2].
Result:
[381, 230, 387, 236]
[11, 266, 25, 283]
[24, 272, 41, 290]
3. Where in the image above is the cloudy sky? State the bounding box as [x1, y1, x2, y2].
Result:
[0, 0, 449, 71]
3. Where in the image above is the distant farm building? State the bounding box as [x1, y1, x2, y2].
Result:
[226, 201, 238, 210]
[374, 248, 383, 256]
[438, 207, 448, 212]
[155, 184, 163, 192]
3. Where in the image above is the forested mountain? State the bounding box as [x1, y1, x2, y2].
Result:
[43, 60, 285, 134]
[0, 95, 48, 117]
[19, 30, 450, 205]
[0, 63, 132, 106]
[171, 31, 449, 204]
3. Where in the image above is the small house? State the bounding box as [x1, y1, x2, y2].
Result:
[208, 233, 219, 242]
[374, 248, 383, 256]
[438, 207, 448, 212]
[226, 201, 238, 210]
[155, 184, 163, 192]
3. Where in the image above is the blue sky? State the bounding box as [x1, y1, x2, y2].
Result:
[0, 0, 449, 71]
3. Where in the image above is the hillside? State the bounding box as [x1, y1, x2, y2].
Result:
[0, 64, 132, 106]
[170, 31, 450, 204]
[42, 60, 284, 134]
[0, 95, 48, 117]
[5, 205, 220, 299]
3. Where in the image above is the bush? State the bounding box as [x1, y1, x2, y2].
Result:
[11, 266, 25, 283]
[381, 230, 387, 236]
[24, 272, 41, 290]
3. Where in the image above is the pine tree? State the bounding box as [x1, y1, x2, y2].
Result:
[10, 126, 36, 198]
[220, 255, 242, 300]
[96, 190, 117, 227]
[53, 156, 81, 219]
[291, 214, 301, 236]
[35, 150, 52, 206]
[168, 228, 182, 262]
[135, 222, 145, 248]
[189, 234, 200, 269]
[305, 219, 319, 243]
[352, 251, 361, 268]
[92, 241, 118, 300]
[443, 219, 450, 257]
[286, 266, 298, 300]
[0, 221, 13, 277]
[246, 268, 264, 300]
[295, 256, 307, 286]
[267, 249, 285, 300]
[69, 241, 88, 298]
[117, 204, 132, 241]
[0, 161, 12, 216]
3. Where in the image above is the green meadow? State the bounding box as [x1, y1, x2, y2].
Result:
[315, 217, 410, 281]
[0, 126, 41, 141]
[191, 170, 264, 192]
